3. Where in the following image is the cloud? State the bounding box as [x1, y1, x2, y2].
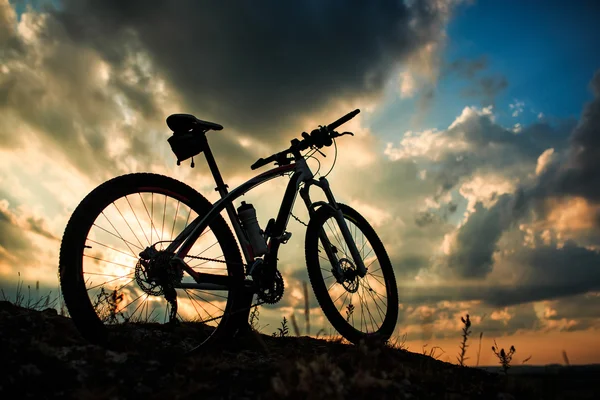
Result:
[386, 70, 600, 315]
[445, 56, 488, 79]
[55, 0, 455, 144]
[0, 199, 57, 270]
[443, 56, 508, 107]
[542, 293, 600, 331]
[0, 2, 261, 181]
[555, 70, 600, 201]
[461, 75, 508, 106]
[509, 99, 525, 117]
[386, 105, 571, 199]
[446, 195, 522, 278]
[487, 243, 600, 306]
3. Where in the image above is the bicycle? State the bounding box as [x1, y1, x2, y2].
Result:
[58, 109, 399, 352]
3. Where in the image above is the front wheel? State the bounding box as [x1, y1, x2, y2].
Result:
[305, 204, 398, 344]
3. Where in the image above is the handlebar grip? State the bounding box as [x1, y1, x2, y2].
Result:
[327, 109, 360, 131]
[251, 157, 268, 170]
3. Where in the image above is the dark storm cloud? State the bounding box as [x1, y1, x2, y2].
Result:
[55, 0, 452, 142]
[445, 56, 488, 79]
[461, 75, 508, 106]
[552, 70, 600, 201]
[443, 56, 507, 106]
[399, 239, 600, 308]
[447, 197, 513, 278]
[545, 293, 600, 331]
[484, 243, 600, 307]
[0, 3, 257, 179]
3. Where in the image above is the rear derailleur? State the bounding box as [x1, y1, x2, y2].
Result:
[136, 244, 182, 323]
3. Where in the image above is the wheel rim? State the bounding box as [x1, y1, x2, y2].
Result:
[78, 188, 233, 344]
[317, 214, 390, 335]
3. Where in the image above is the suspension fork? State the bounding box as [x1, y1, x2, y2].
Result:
[301, 178, 367, 278]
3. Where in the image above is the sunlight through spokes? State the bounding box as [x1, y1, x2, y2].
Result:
[82, 191, 231, 329]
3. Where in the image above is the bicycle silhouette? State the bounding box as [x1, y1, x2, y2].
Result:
[59, 109, 399, 351]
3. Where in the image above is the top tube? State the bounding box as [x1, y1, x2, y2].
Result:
[169, 162, 297, 259]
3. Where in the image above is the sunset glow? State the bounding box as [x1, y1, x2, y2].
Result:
[1, 0, 599, 366]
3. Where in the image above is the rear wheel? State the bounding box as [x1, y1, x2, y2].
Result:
[305, 204, 398, 344]
[59, 173, 245, 353]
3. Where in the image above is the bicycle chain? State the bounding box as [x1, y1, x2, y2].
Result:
[184, 254, 246, 267]
[290, 212, 308, 227]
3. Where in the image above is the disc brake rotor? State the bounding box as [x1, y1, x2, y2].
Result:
[339, 258, 359, 293]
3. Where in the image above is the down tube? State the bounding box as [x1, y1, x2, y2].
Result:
[173, 164, 297, 261]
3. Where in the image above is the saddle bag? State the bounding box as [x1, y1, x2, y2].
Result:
[167, 131, 206, 163]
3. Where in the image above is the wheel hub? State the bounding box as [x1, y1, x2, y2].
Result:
[338, 258, 359, 293]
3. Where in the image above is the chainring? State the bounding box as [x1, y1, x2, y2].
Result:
[256, 269, 285, 304]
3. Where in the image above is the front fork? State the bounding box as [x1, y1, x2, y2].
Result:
[300, 178, 367, 280]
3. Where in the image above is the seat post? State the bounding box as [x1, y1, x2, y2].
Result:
[199, 135, 229, 198]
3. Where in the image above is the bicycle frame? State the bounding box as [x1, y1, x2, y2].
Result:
[164, 136, 366, 290]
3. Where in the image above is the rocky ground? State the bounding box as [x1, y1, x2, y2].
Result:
[1, 301, 598, 399]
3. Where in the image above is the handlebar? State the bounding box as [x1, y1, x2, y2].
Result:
[250, 109, 360, 170]
[327, 109, 360, 131]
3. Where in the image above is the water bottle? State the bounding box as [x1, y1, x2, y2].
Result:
[237, 201, 268, 256]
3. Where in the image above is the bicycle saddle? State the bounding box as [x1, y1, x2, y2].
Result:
[166, 114, 223, 133]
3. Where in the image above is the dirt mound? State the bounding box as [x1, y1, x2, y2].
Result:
[0, 301, 596, 399]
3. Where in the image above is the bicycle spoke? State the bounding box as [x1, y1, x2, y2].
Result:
[83, 255, 136, 270]
[186, 290, 220, 320]
[138, 193, 161, 245]
[92, 223, 143, 254]
[113, 201, 146, 250]
[86, 273, 135, 291]
[170, 200, 181, 241]
[86, 239, 139, 260]
[100, 212, 140, 257]
[125, 293, 150, 322]
[363, 279, 386, 322]
[125, 196, 150, 247]
[161, 194, 167, 243]
[360, 283, 378, 332]
[183, 289, 205, 322]
[84, 272, 133, 278]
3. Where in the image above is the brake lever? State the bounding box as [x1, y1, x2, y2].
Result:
[338, 131, 354, 137]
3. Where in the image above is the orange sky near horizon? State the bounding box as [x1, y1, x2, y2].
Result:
[402, 330, 600, 367]
[1, 0, 600, 367]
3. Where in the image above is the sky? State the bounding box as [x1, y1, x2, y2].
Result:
[1, 0, 599, 366]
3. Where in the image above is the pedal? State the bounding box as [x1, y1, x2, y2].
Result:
[277, 231, 292, 244]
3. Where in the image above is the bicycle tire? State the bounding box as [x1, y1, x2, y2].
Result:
[59, 173, 245, 352]
[305, 203, 398, 344]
